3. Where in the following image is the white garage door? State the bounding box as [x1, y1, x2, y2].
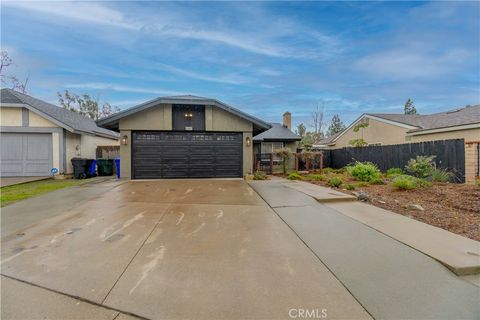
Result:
[1, 133, 52, 177]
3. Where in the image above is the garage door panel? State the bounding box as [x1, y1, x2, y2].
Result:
[1, 134, 23, 160]
[1, 133, 52, 177]
[132, 132, 242, 179]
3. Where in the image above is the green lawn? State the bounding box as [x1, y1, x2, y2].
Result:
[0, 178, 88, 207]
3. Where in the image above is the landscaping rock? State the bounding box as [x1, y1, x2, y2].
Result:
[406, 204, 425, 211]
[353, 191, 371, 202]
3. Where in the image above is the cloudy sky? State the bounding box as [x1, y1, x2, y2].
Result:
[1, 1, 479, 128]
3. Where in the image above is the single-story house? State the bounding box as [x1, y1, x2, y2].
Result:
[325, 104, 480, 182]
[96, 95, 271, 179]
[0, 88, 119, 177]
[252, 112, 301, 169]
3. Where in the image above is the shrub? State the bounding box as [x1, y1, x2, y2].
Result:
[369, 176, 385, 185]
[306, 174, 325, 181]
[386, 167, 403, 178]
[391, 175, 418, 190]
[354, 181, 370, 188]
[274, 148, 292, 175]
[253, 171, 268, 180]
[347, 161, 381, 182]
[430, 168, 453, 182]
[344, 183, 355, 190]
[327, 177, 343, 188]
[405, 155, 436, 178]
[391, 175, 431, 190]
[287, 172, 303, 180]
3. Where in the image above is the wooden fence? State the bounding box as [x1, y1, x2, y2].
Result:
[323, 139, 466, 182]
[96, 146, 120, 159]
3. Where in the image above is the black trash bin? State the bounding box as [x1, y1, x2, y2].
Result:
[71, 158, 95, 179]
[97, 159, 114, 176]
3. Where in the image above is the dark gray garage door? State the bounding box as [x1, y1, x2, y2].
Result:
[1, 133, 52, 177]
[132, 132, 242, 179]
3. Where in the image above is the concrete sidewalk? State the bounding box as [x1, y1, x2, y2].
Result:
[249, 180, 480, 320]
[1, 276, 140, 320]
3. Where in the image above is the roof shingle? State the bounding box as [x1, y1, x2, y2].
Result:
[1, 88, 119, 139]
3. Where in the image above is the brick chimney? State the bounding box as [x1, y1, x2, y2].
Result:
[283, 112, 292, 130]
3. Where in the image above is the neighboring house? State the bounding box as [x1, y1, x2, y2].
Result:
[0, 88, 119, 177]
[96, 95, 271, 179]
[253, 112, 301, 168]
[325, 104, 480, 182]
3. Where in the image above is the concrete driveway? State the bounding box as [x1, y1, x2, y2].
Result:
[1, 179, 370, 320]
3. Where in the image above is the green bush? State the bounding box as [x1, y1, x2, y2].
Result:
[287, 172, 303, 180]
[405, 155, 436, 178]
[391, 175, 418, 190]
[369, 176, 385, 185]
[391, 175, 432, 190]
[430, 168, 453, 182]
[386, 167, 403, 178]
[344, 183, 355, 190]
[253, 171, 268, 180]
[306, 174, 325, 181]
[347, 161, 381, 182]
[327, 177, 343, 188]
[354, 181, 370, 188]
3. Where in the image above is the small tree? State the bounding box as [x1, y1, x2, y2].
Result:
[295, 123, 306, 138]
[327, 114, 345, 136]
[349, 120, 369, 147]
[0, 51, 29, 93]
[275, 148, 291, 175]
[404, 98, 417, 115]
[57, 90, 120, 120]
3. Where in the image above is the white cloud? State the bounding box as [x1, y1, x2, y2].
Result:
[64, 83, 186, 96]
[2, 1, 139, 29]
[353, 48, 471, 79]
[154, 63, 252, 85]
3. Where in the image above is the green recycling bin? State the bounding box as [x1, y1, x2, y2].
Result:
[96, 159, 114, 176]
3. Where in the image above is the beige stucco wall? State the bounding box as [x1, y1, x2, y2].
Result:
[52, 132, 60, 171]
[65, 132, 82, 174]
[206, 106, 253, 132]
[408, 128, 480, 143]
[0, 107, 23, 126]
[119, 104, 172, 130]
[29, 111, 57, 127]
[119, 130, 131, 179]
[81, 134, 119, 159]
[330, 118, 410, 149]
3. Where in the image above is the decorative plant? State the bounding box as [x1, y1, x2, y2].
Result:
[346, 161, 381, 182]
[287, 172, 303, 180]
[405, 155, 436, 178]
[327, 177, 343, 188]
[253, 171, 268, 180]
[275, 148, 291, 175]
[349, 138, 368, 147]
[300, 150, 316, 171]
[430, 168, 453, 182]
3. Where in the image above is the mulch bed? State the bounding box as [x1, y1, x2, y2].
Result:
[309, 180, 480, 241]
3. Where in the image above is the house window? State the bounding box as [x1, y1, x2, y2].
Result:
[261, 142, 284, 154]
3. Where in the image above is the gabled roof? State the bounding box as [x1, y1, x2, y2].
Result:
[253, 123, 301, 142]
[96, 95, 271, 133]
[0, 88, 119, 139]
[367, 105, 480, 131]
[327, 104, 480, 144]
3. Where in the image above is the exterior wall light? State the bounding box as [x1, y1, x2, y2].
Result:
[121, 135, 128, 145]
[246, 136, 251, 147]
[184, 112, 193, 120]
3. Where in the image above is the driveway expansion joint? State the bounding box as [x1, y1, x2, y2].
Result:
[1, 274, 150, 320]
